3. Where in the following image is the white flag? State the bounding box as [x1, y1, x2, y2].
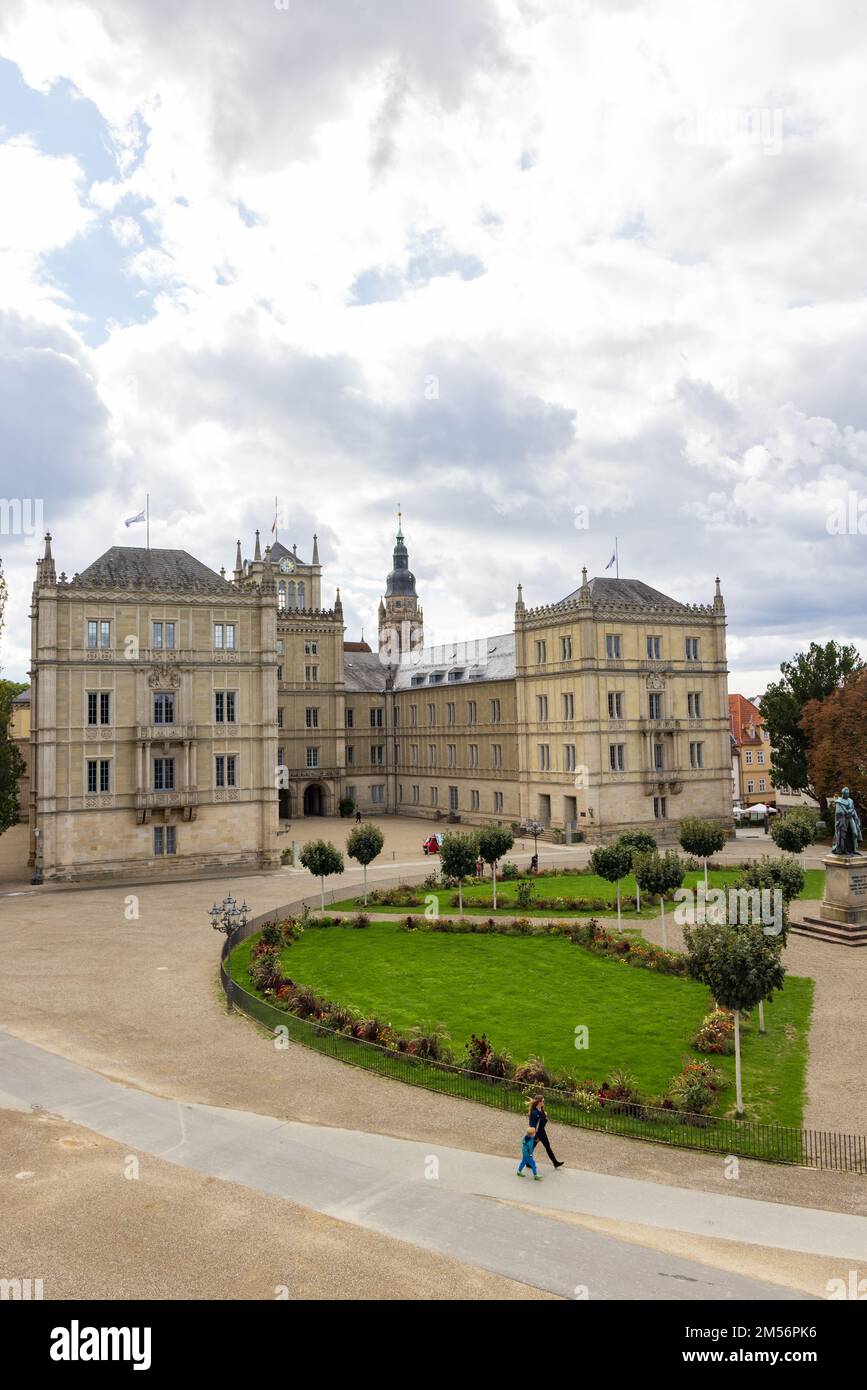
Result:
[124, 510, 146, 527]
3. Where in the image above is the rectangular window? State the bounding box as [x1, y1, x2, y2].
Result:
[86, 759, 97, 793]
[427, 703, 436, 725]
[213, 622, 236, 650]
[757, 750, 764, 765]
[490, 699, 501, 723]
[346, 709, 354, 728]
[154, 826, 164, 856]
[689, 741, 704, 769]
[654, 796, 668, 820]
[608, 691, 624, 719]
[277, 708, 284, 729]
[410, 704, 418, 726]
[538, 744, 550, 771]
[467, 700, 477, 724]
[536, 694, 548, 721]
[469, 744, 479, 768]
[685, 637, 699, 661]
[277, 666, 283, 681]
[87, 620, 98, 649]
[154, 824, 176, 856]
[306, 747, 319, 769]
[758, 777, 766, 792]
[560, 635, 572, 661]
[276, 639, 284, 655]
[304, 641, 318, 656]
[609, 743, 625, 771]
[646, 635, 661, 659]
[428, 744, 437, 767]
[346, 746, 354, 766]
[412, 785, 420, 803]
[304, 665, 319, 682]
[492, 744, 502, 769]
[606, 634, 621, 659]
[687, 691, 702, 719]
[215, 691, 224, 723]
[99, 692, 110, 726]
[371, 785, 385, 803]
[430, 786, 438, 806]
[371, 745, 384, 765]
[535, 639, 547, 664]
[154, 693, 175, 725]
[744, 750, 753, 765]
[471, 789, 480, 811]
[153, 621, 176, 650]
[447, 744, 456, 767]
[449, 785, 458, 812]
[306, 707, 319, 728]
[226, 691, 236, 722]
[494, 791, 504, 813]
[654, 742, 664, 771]
[86, 692, 98, 726]
[88, 759, 110, 793]
[447, 702, 455, 725]
[564, 744, 576, 772]
[153, 757, 175, 791]
[563, 692, 574, 720]
[370, 707, 383, 727]
[649, 693, 662, 720]
[747, 778, 755, 793]
[100, 621, 111, 649]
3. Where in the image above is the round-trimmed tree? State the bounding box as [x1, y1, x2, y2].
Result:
[439, 831, 479, 914]
[633, 849, 684, 948]
[769, 807, 820, 856]
[683, 921, 786, 1114]
[678, 818, 727, 893]
[589, 841, 633, 929]
[616, 831, 656, 911]
[346, 823, 385, 906]
[476, 824, 514, 910]
[300, 839, 345, 913]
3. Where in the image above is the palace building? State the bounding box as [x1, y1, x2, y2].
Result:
[21, 522, 732, 881]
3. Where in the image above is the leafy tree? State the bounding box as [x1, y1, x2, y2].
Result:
[615, 831, 656, 911]
[769, 807, 820, 856]
[299, 839, 344, 912]
[678, 818, 727, 892]
[439, 832, 479, 913]
[476, 824, 514, 910]
[633, 850, 684, 948]
[346, 823, 384, 905]
[590, 842, 633, 929]
[759, 642, 863, 814]
[800, 668, 867, 819]
[683, 921, 786, 1114]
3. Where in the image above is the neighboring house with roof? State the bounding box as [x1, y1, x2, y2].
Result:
[20, 521, 733, 881]
[728, 692, 818, 812]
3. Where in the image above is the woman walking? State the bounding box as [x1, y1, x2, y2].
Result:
[529, 1095, 564, 1168]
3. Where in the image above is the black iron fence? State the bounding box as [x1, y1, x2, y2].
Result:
[219, 923, 866, 1174]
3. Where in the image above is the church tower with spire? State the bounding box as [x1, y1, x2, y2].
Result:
[378, 511, 423, 663]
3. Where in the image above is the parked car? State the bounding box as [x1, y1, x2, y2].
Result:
[422, 834, 443, 855]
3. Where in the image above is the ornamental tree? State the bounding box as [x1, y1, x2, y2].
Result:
[346, 823, 385, 906]
[678, 818, 727, 893]
[439, 832, 479, 913]
[476, 824, 514, 910]
[683, 921, 786, 1114]
[769, 807, 821, 855]
[616, 831, 656, 910]
[590, 841, 633, 929]
[800, 668, 867, 819]
[300, 839, 345, 913]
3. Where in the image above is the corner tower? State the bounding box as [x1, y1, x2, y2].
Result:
[378, 511, 423, 662]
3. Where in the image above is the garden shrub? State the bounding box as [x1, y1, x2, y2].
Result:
[463, 1033, 514, 1079]
[693, 1007, 736, 1054]
[667, 1058, 727, 1115]
[513, 1054, 552, 1086]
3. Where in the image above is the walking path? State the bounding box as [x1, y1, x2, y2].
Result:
[1, 1030, 836, 1301]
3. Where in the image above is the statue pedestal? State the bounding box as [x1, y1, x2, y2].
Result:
[820, 855, 867, 925]
[796, 855, 867, 946]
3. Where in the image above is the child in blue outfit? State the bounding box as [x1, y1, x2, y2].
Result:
[517, 1129, 542, 1179]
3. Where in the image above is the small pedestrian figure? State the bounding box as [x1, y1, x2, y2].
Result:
[517, 1128, 542, 1180]
[530, 1094, 564, 1168]
[476, 856, 484, 879]
[530, 852, 539, 874]
[355, 810, 362, 824]
[763, 813, 770, 834]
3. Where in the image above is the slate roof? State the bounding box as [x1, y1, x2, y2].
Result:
[12, 686, 30, 705]
[558, 577, 690, 610]
[393, 633, 515, 688]
[73, 547, 232, 592]
[343, 651, 387, 693]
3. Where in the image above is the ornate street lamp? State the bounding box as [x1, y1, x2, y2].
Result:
[524, 819, 544, 870]
[31, 827, 43, 886]
[210, 894, 250, 1011]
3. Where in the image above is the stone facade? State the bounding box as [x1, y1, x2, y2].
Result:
[23, 523, 733, 881]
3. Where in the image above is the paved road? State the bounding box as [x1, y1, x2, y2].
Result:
[0, 1031, 816, 1301]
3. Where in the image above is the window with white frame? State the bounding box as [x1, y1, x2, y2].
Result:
[609, 743, 625, 771]
[563, 692, 574, 720]
[605, 634, 621, 659]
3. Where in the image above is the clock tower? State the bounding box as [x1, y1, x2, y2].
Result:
[378, 512, 424, 663]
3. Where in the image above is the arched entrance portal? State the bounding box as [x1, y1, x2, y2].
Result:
[303, 783, 324, 816]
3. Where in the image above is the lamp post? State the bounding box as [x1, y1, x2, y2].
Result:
[31, 827, 42, 886]
[525, 819, 544, 870]
[210, 893, 249, 1012]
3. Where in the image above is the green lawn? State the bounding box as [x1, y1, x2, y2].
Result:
[331, 868, 826, 920]
[232, 920, 813, 1124]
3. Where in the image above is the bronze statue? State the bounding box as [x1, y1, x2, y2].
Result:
[831, 788, 862, 856]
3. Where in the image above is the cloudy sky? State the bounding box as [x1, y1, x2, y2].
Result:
[1, 0, 866, 690]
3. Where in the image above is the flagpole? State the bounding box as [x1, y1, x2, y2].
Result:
[146, 494, 150, 551]
[615, 535, 619, 579]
